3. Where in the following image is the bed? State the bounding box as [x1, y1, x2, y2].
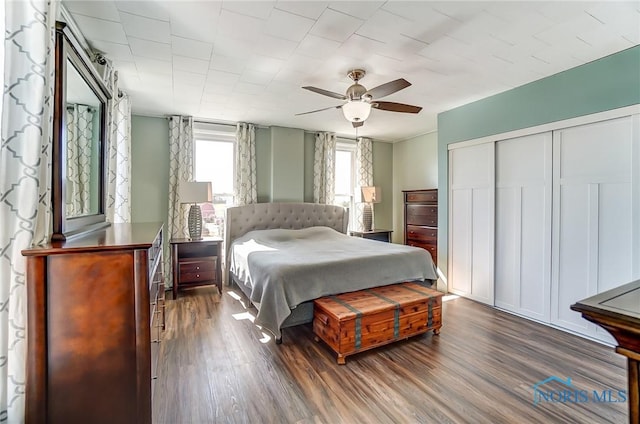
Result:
[224, 202, 438, 342]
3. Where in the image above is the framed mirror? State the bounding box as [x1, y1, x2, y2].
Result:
[52, 22, 111, 241]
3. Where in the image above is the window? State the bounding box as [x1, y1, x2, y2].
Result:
[193, 123, 235, 237]
[334, 140, 356, 230]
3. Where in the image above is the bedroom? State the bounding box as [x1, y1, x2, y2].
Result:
[2, 1, 640, 423]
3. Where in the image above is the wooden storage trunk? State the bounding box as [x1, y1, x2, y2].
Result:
[313, 282, 443, 364]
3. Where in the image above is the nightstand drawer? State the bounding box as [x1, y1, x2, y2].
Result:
[180, 270, 216, 283]
[179, 259, 215, 273]
[179, 259, 216, 283]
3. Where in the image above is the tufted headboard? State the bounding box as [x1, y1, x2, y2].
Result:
[224, 202, 349, 282]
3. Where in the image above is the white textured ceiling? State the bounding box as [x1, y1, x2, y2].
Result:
[63, 1, 640, 141]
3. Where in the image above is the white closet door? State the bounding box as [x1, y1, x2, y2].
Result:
[495, 132, 552, 322]
[551, 116, 638, 343]
[448, 142, 494, 305]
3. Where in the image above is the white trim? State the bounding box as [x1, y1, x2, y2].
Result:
[335, 142, 357, 229]
[633, 114, 640, 278]
[193, 121, 235, 142]
[448, 104, 640, 150]
[60, 5, 91, 52]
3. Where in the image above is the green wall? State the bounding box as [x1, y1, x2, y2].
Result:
[436, 45, 640, 283]
[271, 127, 304, 202]
[131, 115, 169, 228]
[255, 127, 271, 203]
[391, 132, 438, 244]
[130, 119, 394, 230]
[372, 141, 393, 233]
[303, 132, 315, 202]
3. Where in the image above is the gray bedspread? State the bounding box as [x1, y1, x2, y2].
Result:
[229, 226, 437, 338]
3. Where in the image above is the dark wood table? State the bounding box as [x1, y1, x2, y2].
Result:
[571, 279, 640, 424]
[170, 237, 223, 298]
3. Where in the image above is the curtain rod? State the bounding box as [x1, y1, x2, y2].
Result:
[192, 118, 269, 129]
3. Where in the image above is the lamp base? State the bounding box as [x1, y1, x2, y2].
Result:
[363, 203, 373, 232]
[188, 204, 203, 240]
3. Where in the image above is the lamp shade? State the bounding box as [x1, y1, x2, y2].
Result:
[342, 100, 371, 123]
[361, 186, 381, 203]
[178, 181, 212, 204]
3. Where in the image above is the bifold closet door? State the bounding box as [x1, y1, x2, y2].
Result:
[551, 115, 639, 343]
[448, 142, 494, 305]
[495, 132, 552, 322]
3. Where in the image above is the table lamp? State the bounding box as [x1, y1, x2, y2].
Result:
[178, 181, 212, 240]
[361, 186, 381, 232]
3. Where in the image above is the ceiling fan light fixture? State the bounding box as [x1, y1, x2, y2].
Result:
[342, 100, 371, 123]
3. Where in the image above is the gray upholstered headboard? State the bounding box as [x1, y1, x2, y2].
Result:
[224, 202, 349, 282]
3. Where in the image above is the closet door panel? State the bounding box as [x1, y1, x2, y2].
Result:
[494, 187, 518, 310]
[495, 132, 551, 321]
[555, 184, 591, 332]
[598, 183, 632, 289]
[519, 184, 548, 318]
[448, 142, 494, 305]
[552, 116, 635, 343]
[471, 188, 493, 304]
[450, 189, 472, 295]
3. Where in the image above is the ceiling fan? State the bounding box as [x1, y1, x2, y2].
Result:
[296, 69, 422, 128]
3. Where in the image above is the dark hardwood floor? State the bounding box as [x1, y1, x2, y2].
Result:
[153, 286, 627, 423]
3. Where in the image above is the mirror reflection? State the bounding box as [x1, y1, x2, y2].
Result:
[65, 58, 101, 218]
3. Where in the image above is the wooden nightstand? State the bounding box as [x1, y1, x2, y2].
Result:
[170, 237, 222, 298]
[349, 229, 393, 243]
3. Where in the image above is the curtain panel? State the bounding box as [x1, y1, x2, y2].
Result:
[166, 115, 194, 288]
[234, 123, 257, 205]
[65, 104, 95, 216]
[106, 68, 132, 224]
[354, 137, 374, 232]
[0, 1, 57, 421]
[313, 132, 336, 204]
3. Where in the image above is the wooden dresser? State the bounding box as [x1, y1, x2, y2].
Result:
[22, 223, 165, 424]
[403, 189, 438, 264]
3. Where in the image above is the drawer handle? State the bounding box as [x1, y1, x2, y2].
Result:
[196, 274, 200, 278]
[196, 266, 200, 270]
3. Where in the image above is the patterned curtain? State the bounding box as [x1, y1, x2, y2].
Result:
[354, 137, 374, 232]
[0, 0, 57, 421]
[166, 116, 194, 288]
[106, 69, 131, 224]
[313, 132, 336, 204]
[66, 104, 95, 216]
[234, 122, 257, 205]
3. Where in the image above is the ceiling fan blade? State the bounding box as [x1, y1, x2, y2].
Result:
[373, 101, 422, 114]
[352, 121, 364, 128]
[295, 105, 342, 116]
[302, 86, 347, 100]
[364, 78, 411, 99]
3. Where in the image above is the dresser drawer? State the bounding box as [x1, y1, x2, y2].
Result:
[406, 225, 437, 242]
[405, 190, 437, 204]
[407, 240, 437, 263]
[406, 205, 438, 226]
